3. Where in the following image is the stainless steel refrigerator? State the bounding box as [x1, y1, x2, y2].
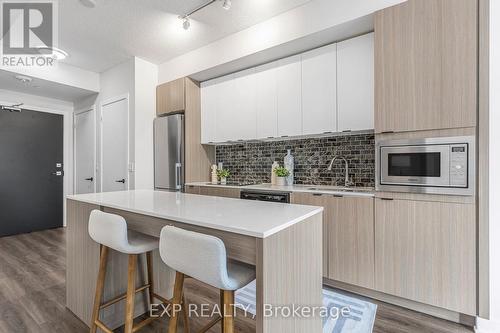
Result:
[154, 114, 184, 191]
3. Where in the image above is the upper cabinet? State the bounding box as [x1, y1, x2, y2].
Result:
[157, 78, 186, 116]
[337, 33, 374, 132]
[374, 0, 477, 133]
[200, 33, 375, 144]
[277, 55, 303, 137]
[301, 44, 337, 135]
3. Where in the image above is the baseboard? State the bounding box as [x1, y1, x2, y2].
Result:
[475, 318, 500, 333]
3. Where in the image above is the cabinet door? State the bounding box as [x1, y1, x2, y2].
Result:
[374, 0, 477, 133]
[156, 78, 185, 116]
[277, 55, 302, 137]
[301, 44, 337, 135]
[231, 68, 257, 141]
[329, 196, 374, 288]
[200, 78, 219, 144]
[215, 74, 236, 142]
[291, 193, 330, 275]
[375, 198, 476, 315]
[184, 185, 200, 194]
[337, 33, 374, 132]
[199, 186, 240, 199]
[255, 62, 278, 139]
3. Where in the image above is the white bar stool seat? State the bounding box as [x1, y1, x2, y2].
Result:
[88, 210, 183, 333]
[159, 225, 256, 333]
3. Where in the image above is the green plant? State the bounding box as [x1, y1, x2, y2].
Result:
[274, 166, 290, 177]
[217, 169, 230, 179]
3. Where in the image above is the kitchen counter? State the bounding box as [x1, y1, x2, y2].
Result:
[185, 182, 375, 197]
[66, 190, 323, 332]
[67, 190, 323, 238]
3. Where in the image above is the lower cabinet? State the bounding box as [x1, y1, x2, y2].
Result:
[374, 197, 476, 315]
[292, 193, 375, 288]
[184, 185, 240, 199]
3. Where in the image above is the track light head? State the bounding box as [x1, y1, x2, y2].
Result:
[183, 17, 190, 30]
[222, 0, 231, 10]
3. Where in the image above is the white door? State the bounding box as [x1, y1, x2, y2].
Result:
[337, 33, 374, 131]
[302, 44, 337, 135]
[277, 55, 302, 137]
[74, 109, 95, 194]
[101, 97, 129, 192]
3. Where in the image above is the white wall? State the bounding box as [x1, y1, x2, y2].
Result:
[1, 62, 100, 92]
[134, 58, 158, 190]
[0, 89, 74, 226]
[158, 0, 406, 83]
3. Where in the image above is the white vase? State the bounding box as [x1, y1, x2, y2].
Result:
[276, 177, 286, 186]
[220, 177, 227, 185]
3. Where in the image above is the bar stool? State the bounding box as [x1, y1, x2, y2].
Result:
[88, 210, 186, 333]
[159, 226, 256, 333]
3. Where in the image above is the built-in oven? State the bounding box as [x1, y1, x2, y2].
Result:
[376, 136, 475, 196]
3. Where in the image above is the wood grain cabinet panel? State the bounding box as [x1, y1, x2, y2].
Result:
[374, 198, 476, 315]
[374, 0, 478, 133]
[156, 78, 185, 116]
[328, 196, 375, 289]
[291, 193, 375, 288]
[198, 186, 241, 199]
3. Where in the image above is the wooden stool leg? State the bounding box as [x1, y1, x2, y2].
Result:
[90, 245, 109, 333]
[168, 272, 185, 333]
[219, 290, 225, 333]
[182, 295, 190, 333]
[222, 290, 235, 333]
[124, 254, 138, 333]
[146, 251, 154, 307]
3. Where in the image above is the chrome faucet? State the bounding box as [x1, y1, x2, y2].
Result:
[327, 156, 353, 187]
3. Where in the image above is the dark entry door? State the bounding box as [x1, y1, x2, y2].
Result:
[0, 109, 64, 237]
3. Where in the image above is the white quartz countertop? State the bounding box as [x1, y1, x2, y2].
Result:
[185, 182, 375, 198]
[67, 190, 323, 238]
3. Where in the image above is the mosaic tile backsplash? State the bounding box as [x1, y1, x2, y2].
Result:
[215, 133, 375, 187]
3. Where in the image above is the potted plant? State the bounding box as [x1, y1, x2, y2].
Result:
[273, 166, 290, 186]
[217, 169, 230, 185]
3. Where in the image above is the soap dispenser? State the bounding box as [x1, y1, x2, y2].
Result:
[284, 149, 294, 186]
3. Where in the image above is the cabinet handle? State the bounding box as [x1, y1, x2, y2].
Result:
[312, 193, 323, 197]
[342, 130, 352, 133]
[381, 131, 394, 134]
[323, 131, 333, 134]
[333, 194, 344, 198]
[379, 197, 394, 201]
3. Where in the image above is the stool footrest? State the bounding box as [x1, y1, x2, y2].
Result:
[198, 315, 222, 333]
[94, 319, 114, 333]
[99, 283, 151, 309]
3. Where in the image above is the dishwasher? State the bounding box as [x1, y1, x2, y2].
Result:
[240, 190, 290, 203]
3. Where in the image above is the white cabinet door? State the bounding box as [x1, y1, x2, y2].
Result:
[231, 68, 257, 141]
[201, 78, 218, 144]
[337, 33, 374, 132]
[301, 44, 337, 135]
[255, 62, 278, 139]
[277, 55, 302, 137]
[214, 74, 235, 142]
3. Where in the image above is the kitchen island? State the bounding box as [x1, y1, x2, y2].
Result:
[66, 190, 323, 333]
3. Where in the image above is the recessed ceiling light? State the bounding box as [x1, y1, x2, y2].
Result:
[79, 0, 96, 8]
[36, 46, 69, 60]
[222, 0, 231, 10]
[14, 75, 33, 85]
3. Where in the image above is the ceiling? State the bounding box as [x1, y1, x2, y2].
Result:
[58, 0, 312, 73]
[0, 70, 97, 102]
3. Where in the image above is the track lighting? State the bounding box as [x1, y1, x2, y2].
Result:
[182, 16, 190, 30]
[179, 0, 232, 30]
[222, 0, 231, 10]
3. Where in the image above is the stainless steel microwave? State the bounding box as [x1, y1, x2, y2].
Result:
[376, 136, 475, 196]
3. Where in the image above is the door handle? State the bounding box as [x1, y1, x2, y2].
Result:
[115, 179, 126, 184]
[85, 177, 94, 182]
[175, 163, 182, 190]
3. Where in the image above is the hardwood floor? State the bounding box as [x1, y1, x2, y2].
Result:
[0, 228, 474, 333]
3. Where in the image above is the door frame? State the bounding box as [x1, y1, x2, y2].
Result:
[99, 94, 130, 192]
[0, 97, 73, 227]
[73, 106, 97, 194]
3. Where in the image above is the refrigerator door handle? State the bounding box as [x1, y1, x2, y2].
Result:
[175, 163, 182, 190]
